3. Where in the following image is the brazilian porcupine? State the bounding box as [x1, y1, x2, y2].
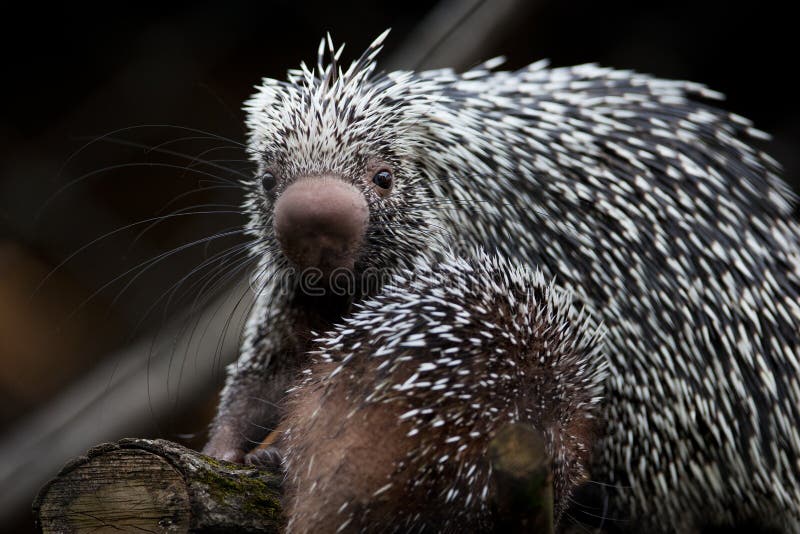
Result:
[278, 250, 607, 533]
[204, 31, 800, 531]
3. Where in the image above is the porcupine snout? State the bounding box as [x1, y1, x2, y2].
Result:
[273, 175, 368, 276]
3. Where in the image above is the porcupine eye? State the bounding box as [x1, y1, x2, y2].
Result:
[260, 172, 276, 192]
[372, 170, 393, 190]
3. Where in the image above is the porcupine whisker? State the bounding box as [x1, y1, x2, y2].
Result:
[577, 478, 631, 490]
[144, 138, 254, 179]
[206, 261, 289, 376]
[56, 123, 246, 178]
[172, 256, 267, 405]
[184, 244, 268, 321]
[42, 132, 248, 220]
[127, 244, 254, 327]
[243, 434, 271, 449]
[249, 397, 284, 410]
[143, 134, 246, 157]
[38, 161, 245, 222]
[143, 244, 263, 426]
[167, 247, 270, 382]
[146, 183, 246, 220]
[131, 135, 251, 182]
[127, 202, 247, 256]
[146, 251, 259, 401]
[106, 215, 251, 297]
[133, 254, 258, 384]
[82, 135, 252, 180]
[561, 512, 596, 534]
[194, 158, 255, 164]
[562, 497, 630, 532]
[125, 237, 259, 328]
[244, 255, 283, 307]
[183, 159, 255, 177]
[135, 202, 243, 251]
[252, 255, 301, 335]
[183, 149, 254, 172]
[56, 226, 254, 330]
[140, 251, 259, 429]
[564, 489, 628, 515]
[562, 503, 627, 528]
[169, 249, 272, 388]
[33, 210, 249, 299]
[116, 242, 255, 353]
[47, 122, 247, 212]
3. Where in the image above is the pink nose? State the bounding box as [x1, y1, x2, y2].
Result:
[273, 175, 368, 274]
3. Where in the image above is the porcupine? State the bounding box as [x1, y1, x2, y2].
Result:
[203, 31, 800, 531]
[277, 249, 607, 533]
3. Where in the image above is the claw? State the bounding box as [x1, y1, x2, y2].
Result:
[245, 445, 284, 472]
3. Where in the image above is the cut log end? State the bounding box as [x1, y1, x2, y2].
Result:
[33, 439, 282, 534]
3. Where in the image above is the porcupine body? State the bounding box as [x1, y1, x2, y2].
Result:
[206, 32, 800, 531]
[278, 250, 607, 533]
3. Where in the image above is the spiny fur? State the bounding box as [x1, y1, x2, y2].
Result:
[215, 31, 800, 531]
[279, 249, 607, 533]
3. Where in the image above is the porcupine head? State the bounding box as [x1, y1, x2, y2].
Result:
[243, 30, 448, 301]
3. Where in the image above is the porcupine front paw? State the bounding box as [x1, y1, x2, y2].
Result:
[202, 426, 250, 464]
[202, 442, 247, 464]
[244, 445, 284, 471]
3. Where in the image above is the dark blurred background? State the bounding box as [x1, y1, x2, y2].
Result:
[0, 0, 796, 530]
